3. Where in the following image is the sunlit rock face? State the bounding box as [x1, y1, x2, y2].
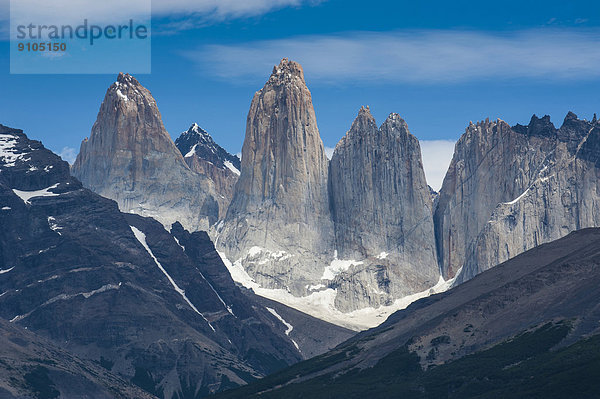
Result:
[434, 112, 600, 283]
[72, 73, 220, 232]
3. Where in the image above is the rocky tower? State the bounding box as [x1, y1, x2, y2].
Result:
[328, 107, 440, 309]
[72, 73, 220, 232]
[435, 113, 600, 282]
[175, 123, 241, 217]
[216, 58, 334, 295]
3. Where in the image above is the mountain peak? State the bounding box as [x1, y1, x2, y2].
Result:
[382, 112, 408, 128]
[116, 72, 139, 86]
[349, 106, 377, 133]
[269, 58, 305, 84]
[181, 123, 214, 146]
[175, 124, 241, 172]
[564, 111, 579, 123]
[72, 75, 221, 231]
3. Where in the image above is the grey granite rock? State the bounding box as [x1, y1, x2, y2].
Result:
[215, 59, 335, 296]
[72, 73, 220, 232]
[434, 113, 600, 283]
[328, 107, 439, 311]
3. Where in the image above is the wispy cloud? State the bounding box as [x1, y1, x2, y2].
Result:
[324, 146, 335, 160]
[153, 0, 322, 20]
[186, 29, 600, 84]
[57, 146, 77, 164]
[1, 0, 321, 27]
[419, 140, 455, 191]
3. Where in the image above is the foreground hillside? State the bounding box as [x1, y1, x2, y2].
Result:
[214, 228, 600, 398]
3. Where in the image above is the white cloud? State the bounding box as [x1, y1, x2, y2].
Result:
[152, 0, 321, 20]
[324, 146, 335, 160]
[58, 146, 77, 164]
[419, 140, 455, 191]
[2, 0, 321, 27]
[187, 29, 600, 84]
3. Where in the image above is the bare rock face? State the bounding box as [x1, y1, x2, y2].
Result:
[175, 123, 241, 218]
[435, 113, 600, 283]
[328, 107, 439, 310]
[216, 59, 335, 296]
[72, 73, 219, 232]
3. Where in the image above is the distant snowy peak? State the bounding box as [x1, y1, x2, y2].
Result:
[175, 123, 241, 175]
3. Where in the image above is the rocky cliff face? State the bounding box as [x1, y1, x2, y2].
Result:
[175, 123, 241, 217]
[434, 113, 600, 282]
[328, 107, 439, 310]
[216, 59, 335, 296]
[72, 73, 220, 232]
[215, 59, 455, 323]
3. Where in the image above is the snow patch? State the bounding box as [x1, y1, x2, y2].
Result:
[376, 252, 389, 259]
[10, 283, 122, 323]
[321, 252, 363, 280]
[245, 246, 292, 263]
[47, 216, 63, 235]
[185, 144, 198, 158]
[204, 277, 235, 317]
[503, 187, 531, 205]
[266, 307, 293, 335]
[116, 89, 128, 102]
[1, 207, 10, 210]
[217, 251, 259, 290]
[218, 250, 458, 331]
[266, 307, 300, 352]
[223, 160, 241, 176]
[13, 183, 60, 205]
[173, 236, 185, 251]
[130, 225, 215, 332]
[0, 267, 15, 274]
[0, 134, 27, 168]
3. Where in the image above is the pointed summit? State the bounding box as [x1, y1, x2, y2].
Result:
[116, 72, 139, 85]
[268, 58, 305, 84]
[72, 73, 219, 231]
[218, 59, 334, 297]
[330, 106, 439, 309]
[349, 106, 377, 133]
[381, 112, 410, 133]
[525, 114, 556, 137]
[175, 124, 241, 214]
[564, 111, 579, 122]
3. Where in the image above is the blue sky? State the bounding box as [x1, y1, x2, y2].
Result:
[1, 0, 599, 189]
